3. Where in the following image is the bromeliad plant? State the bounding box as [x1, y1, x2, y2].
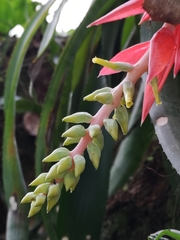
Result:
[22, 0, 180, 218]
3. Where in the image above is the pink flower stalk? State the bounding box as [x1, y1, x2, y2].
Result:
[89, 0, 180, 123]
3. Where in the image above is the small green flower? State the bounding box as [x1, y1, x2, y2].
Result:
[73, 155, 86, 177]
[62, 125, 86, 138]
[92, 132, 104, 150]
[122, 80, 134, 108]
[64, 171, 79, 192]
[113, 105, 129, 135]
[88, 124, 101, 138]
[47, 182, 63, 198]
[34, 193, 46, 207]
[63, 137, 81, 146]
[83, 87, 111, 101]
[57, 156, 72, 174]
[92, 56, 134, 72]
[33, 182, 51, 195]
[103, 118, 118, 141]
[94, 92, 114, 104]
[87, 142, 101, 169]
[42, 147, 70, 162]
[21, 192, 36, 204]
[29, 173, 48, 186]
[28, 201, 42, 218]
[62, 112, 93, 123]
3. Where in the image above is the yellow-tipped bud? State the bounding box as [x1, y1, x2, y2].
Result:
[62, 125, 86, 138]
[92, 57, 134, 72]
[87, 142, 101, 169]
[94, 92, 114, 104]
[21, 192, 36, 204]
[33, 182, 50, 195]
[83, 87, 111, 101]
[63, 137, 81, 146]
[42, 147, 70, 162]
[120, 96, 126, 106]
[88, 124, 101, 138]
[92, 132, 104, 150]
[150, 77, 162, 105]
[28, 201, 42, 218]
[73, 155, 86, 177]
[62, 112, 93, 124]
[46, 193, 61, 213]
[64, 171, 78, 192]
[113, 106, 129, 135]
[103, 118, 118, 141]
[34, 193, 46, 207]
[47, 183, 62, 198]
[29, 173, 48, 186]
[122, 80, 134, 108]
[57, 156, 72, 174]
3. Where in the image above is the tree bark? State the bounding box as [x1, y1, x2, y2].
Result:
[143, 0, 180, 25]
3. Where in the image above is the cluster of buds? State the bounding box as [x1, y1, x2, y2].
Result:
[21, 61, 134, 216]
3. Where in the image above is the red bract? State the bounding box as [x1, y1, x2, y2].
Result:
[88, 0, 147, 27]
[89, 0, 180, 123]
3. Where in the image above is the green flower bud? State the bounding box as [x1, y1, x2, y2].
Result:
[122, 80, 134, 108]
[21, 192, 36, 204]
[87, 142, 101, 169]
[47, 182, 63, 198]
[73, 155, 86, 177]
[63, 137, 81, 146]
[62, 125, 86, 138]
[92, 132, 104, 150]
[88, 124, 101, 138]
[34, 193, 46, 207]
[46, 193, 61, 213]
[42, 147, 70, 162]
[113, 106, 129, 135]
[70, 176, 80, 193]
[94, 92, 114, 104]
[92, 56, 134, 72]
[46, 163, 66, 181]
[150, 77, 162, 105]
[64, 171, 78, 192]
[83, 87, 111, 101]
[28, 201, 42, 218]
[57, 156, 72, 174]
[29, 173, 48, 186]
[33, 182, 50, 195]
[103, 118, 118, 141]
[62, 112, 93, 124]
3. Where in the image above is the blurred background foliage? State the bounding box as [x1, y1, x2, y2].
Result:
[1, 0, 180, 239]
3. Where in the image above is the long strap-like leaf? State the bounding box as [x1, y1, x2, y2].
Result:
[3, 1, 55, 239]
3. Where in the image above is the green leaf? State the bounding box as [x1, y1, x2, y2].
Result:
[37, 0, 68, 58]
[3, 1, 55, 239]
[0, 0, 34, 34]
